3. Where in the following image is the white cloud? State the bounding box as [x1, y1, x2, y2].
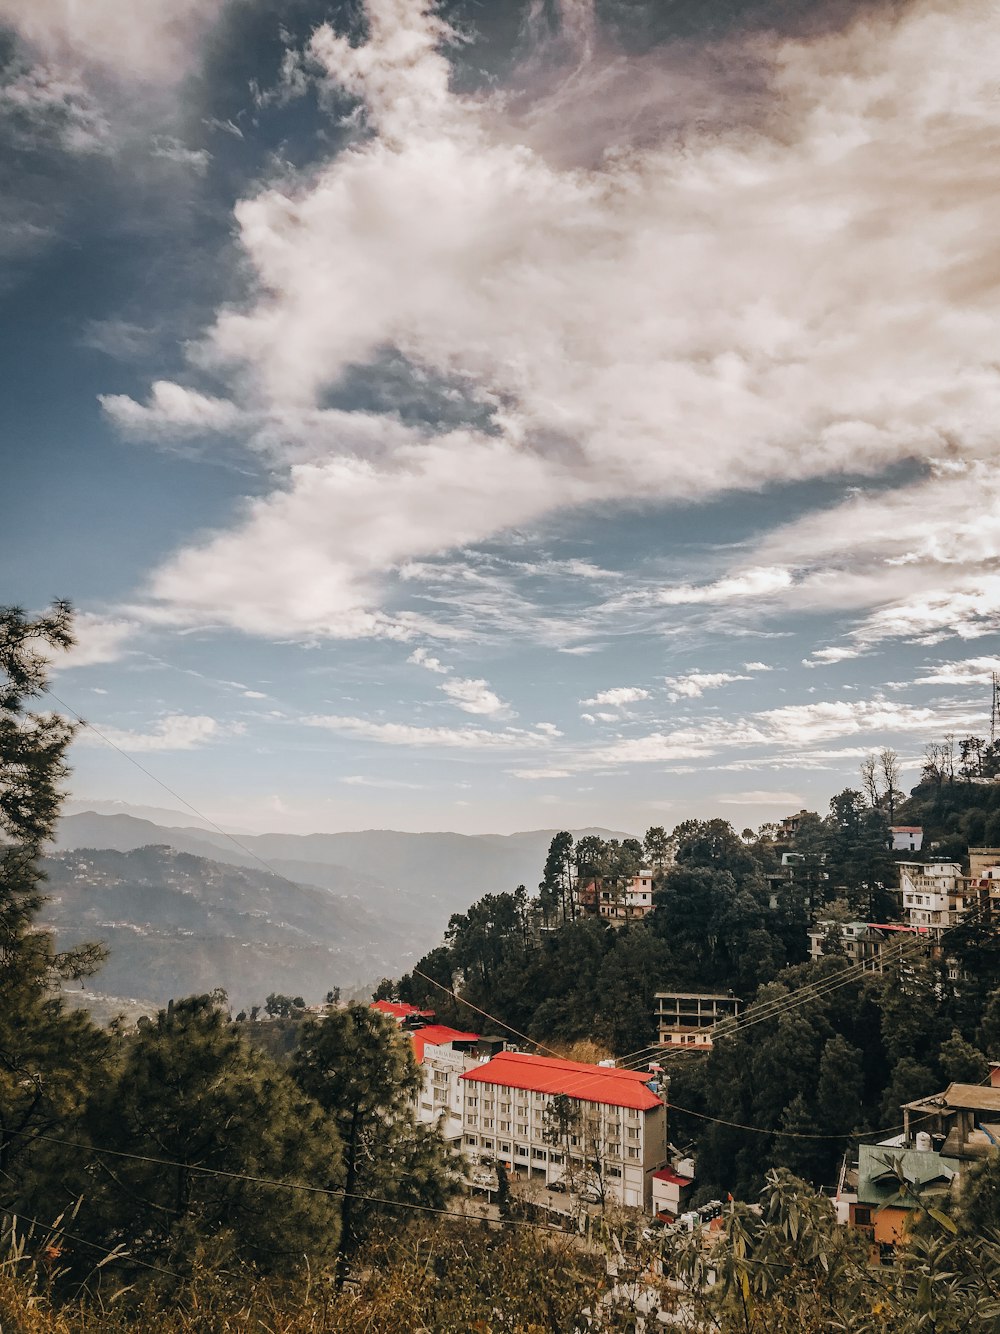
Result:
[744, 662, 771, 673]
[534, 722, 562, 736]
[580, 686, 650, 707]
[508, 767, 572, 780]
[301, 714, 548, 749]
[408, 647, 450, 673]
[77, 713, 238, 752]
[804, 646, 862, 667]
[243, 689, 268, 699]
[0, 0, 228, 88]
[150, 136, 212, 174]
[340, 774, 424, 789]
[716, 790, 804, 806]
[915, 656, 1000, 687]
[100, 0, 1000, 646]
[43, 614, 136, 670]
[664, 671, 749, 700]
[100, 382, 244, 438]
[439, 675, 507, 716]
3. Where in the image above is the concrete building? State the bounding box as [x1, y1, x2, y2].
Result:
[654, 993, 742, 1048]
[459, 1050, 668, 1208]
[410, 1024, 481, 1142]
[890, 826, 923, 852]
[574, 868, 656, 925]
[898, 862, 991, 934]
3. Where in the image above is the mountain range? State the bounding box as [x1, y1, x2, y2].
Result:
[48, 805, 634, 1012]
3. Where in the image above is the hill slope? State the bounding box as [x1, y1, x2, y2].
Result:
[40, 845, 412, 1008]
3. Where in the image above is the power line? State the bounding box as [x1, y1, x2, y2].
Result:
[4, 1209, 182, 1280]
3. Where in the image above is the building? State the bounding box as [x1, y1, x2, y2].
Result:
[371, 1000, 436, 1026]
[898, 862, 992, 935]
[459, 1050, 668, 1208]
[807, 920, 887, 969]
[850, 1082, 1000, 1253]
[574, 868, 656, 925]
[890, 826, 923, 852]
[410, 1024, 481, 1141]
[654, 993, 742, 1048]
[651, 1167, 695, 1219]
[969, 847, 1000, 878]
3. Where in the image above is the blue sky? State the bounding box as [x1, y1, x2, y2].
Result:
[3, 0, 999, 835]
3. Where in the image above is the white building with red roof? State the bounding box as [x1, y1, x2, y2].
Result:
[459, 1050, 668, 1208]
[409, 1024, 481, 1142]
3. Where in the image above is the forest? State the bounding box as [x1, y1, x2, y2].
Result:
[4, 603, 1000, 1332]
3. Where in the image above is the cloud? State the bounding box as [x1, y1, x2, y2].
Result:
[915, 656, 1000, 687]
[744, 662, 771, 672]
[408, 647, 449, 673]
[439, 675, 508, 716]
[0, 60, 112, 153]
[100, 382, 244, 438]
[508, 767, 573, 780]
[804, 646, 862, 667]
[150, 136, 212, 174]
[43, 614, 136, 670]
[301, 714, 548, 749]
[340, 774, 424, 789]
[77, 713, 238, 752]
[99, 0, 1000, 647]
[664, 671, 750, 700]
[0, 0, 228, 88]
[716, 790, 804, 806]
[581, 686, 650, 707]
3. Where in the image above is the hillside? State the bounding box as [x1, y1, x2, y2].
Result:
[39, 845, 412, 1009]
[55, 810, 633, 935]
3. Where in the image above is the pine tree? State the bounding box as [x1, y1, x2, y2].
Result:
[0, 603, 107, 1195]
[292, 1004, 459, 1286]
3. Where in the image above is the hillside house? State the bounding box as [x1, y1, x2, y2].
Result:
[459, 1050, 668, 1208]
[574, 868, 656, 925]
[890, 826, 923, 852]
[654, 992, 742, 1048]
[850, 1082, 1000, 1252]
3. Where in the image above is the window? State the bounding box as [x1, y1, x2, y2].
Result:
[483, 1138, 494, 1150]
[467, 1096, 478, 1109]
[464, 1134, 477, 1147]
[467, 1116, 478, 1128]
[627, 1147, 640, 1159]
[500, 1120, 511, 1133]
[532, 1147, 546, 1160]
[627, 1128, 639, 1140]
[606, 1165, 622, 1178]
[854, 1206, 873, 1227]
[515, 1145, 528, 1157]
[500, 1142, 511, 1155]
[484, 1118, 494, 1129]
[517, 1124, 528, 1136]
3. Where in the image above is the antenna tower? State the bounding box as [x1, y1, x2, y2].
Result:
[992, 671, 1000, 748]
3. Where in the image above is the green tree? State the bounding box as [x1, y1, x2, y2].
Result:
[292, 1004, 458, 1286]
[0, 603, 108, 1195]
[43, 994, 341, 1283]
[540, 831, 575, 924]
[938, 1028, 989, 1084]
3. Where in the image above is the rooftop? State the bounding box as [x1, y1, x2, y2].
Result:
[371, 1000, 435, 1021]
[461, 1051, 663, 1111]
[411, 1024, 479, 1062]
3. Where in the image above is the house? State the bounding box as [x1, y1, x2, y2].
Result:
[890, 826, 923, 852]
[651, 1167, 695, 1219]
[574, 868, 657, 925]
[807, 921, 887, 969]
[371, 1000, 436, 1026]
[850, 1082, 1000, 1253]
[459, 1050, 668, 1208]
[654, 992, 741, 1048]
[969, 847, 1000, 878]
[897, 862, 989, 935]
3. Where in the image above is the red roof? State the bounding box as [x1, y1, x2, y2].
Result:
[653, 1169, 694, 1186]
[371, 1001, 435, 1020]
[891, 826, 923, 833]
[411, 1025, 479, 1063]
[868, 923, 928, 933]
[460, 1051, 662, 1111]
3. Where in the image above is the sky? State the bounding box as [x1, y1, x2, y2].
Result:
[2, 0, 999, 836]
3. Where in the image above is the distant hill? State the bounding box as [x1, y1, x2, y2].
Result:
[55, 810, 634, 934]
[40, 845, 412, 1009]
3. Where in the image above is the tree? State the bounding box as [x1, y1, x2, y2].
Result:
[540, 831, 575, 925]
[938, 1028, 989, 1084]
[40, 995, 341, 1284]
[0, 603, 108, 1195]
[292, 1004, 458, 1286]
[643, 825, 673, 870]
[265, 992, 300, 1018]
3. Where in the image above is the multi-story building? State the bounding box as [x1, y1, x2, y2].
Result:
[459, 1050, 668, 1208]
[898, 862, 991, 934]
[574, 868, 656, 925]
[654, 993, 742, 1048]
[410, 1024, 481, 1142]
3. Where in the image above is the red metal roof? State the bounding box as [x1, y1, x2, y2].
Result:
[460, 1051, 662, 1111]
[371, 1001, 435, 1020]
[891, 826, 923, 833]
[652, 1169, 694, 1186]
[411, 1025, 479, 1063]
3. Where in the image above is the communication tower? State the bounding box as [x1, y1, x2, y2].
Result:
[992, 671, 1000, 748]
